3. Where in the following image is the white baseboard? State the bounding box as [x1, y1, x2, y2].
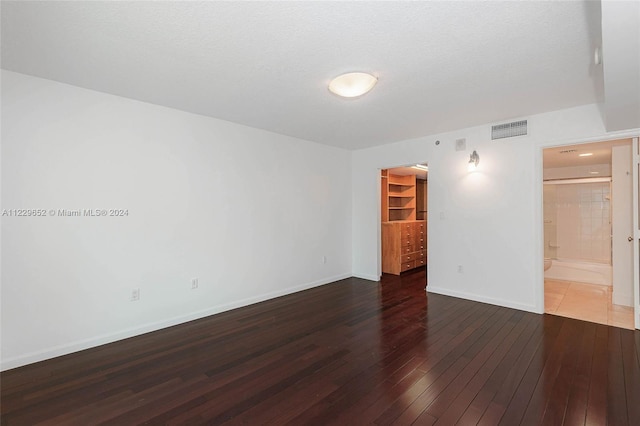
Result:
[351, 273, 380, 282]
[1, 273, 351, 371]
[427, 285, 540, 314]
[612, 290, 633, 308]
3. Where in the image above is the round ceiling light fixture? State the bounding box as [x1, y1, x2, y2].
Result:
[328, 72, 377, 98]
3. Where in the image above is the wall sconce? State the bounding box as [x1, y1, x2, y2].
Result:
[468, 150, 480, 172]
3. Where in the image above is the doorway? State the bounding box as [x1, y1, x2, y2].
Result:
[542, 139, 635, 329]
[379, 164, 428, 280]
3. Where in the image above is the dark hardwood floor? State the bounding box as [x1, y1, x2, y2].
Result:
[2, 268, 639, 425]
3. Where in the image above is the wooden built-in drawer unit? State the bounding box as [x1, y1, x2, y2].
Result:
[401, 261, 416, 272]
[382, 220, 427, 275]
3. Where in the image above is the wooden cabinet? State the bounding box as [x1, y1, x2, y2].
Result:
[382, 220, 426, 275]
[416, 178, 428, 220]
[381, 171, 416, 222]
[380, 169, 426, 275]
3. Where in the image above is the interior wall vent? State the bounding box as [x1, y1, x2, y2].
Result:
[491, 120, 527, 140]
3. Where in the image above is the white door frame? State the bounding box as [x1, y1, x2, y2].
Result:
[377, 162, 430, 282]
[539, 134, 640, 330]
[612, 144, 634, 307]
[632, 137, 640, 329]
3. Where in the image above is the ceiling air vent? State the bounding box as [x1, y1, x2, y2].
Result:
[491, 120, 527, 140]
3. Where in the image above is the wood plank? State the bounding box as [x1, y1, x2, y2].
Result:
[372, 305, 507, 424]
[310, 299, 489, 425]
[585, 324, 609, 426]
[505, 316, 583, 425]
[562, 321, 597, 425]
[455, 314, 544, 425]
[388, 308, 516, 424]
[1, 269, 638, 425]
[620, 329, 640, 425]
[479, 314, 565, 425]
[431, 311, 532, 425]
[607, 327, 629, 425]
[539, 319, 585, 424]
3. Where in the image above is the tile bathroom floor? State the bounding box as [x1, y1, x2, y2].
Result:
[544, 279, 634, 329]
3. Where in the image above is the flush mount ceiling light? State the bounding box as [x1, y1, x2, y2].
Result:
[328, 72, 377, 98]
[579, 153, 594, 157]
[412, 164, 429, 171]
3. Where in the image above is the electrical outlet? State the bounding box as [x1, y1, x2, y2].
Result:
[131, 288, 140, 301]
[191, 278, 199, 290]
[457, 265, 463, 273]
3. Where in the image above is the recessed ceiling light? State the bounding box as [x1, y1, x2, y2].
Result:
[328, 72, 377, 98]
[579, 153, 594, 157]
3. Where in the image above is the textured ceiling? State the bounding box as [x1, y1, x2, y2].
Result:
[1, 1, 604, 150]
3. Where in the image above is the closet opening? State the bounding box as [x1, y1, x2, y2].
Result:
[379, 164, 428, 283]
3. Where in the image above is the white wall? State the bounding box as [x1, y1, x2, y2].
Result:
[601, 0, 640, 131]
[1, 71, 352, 370]
[352, 103, 639, 313]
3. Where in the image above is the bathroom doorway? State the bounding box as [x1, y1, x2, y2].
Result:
[379, 163, 428, 285]
[542, 139, 635, 329]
